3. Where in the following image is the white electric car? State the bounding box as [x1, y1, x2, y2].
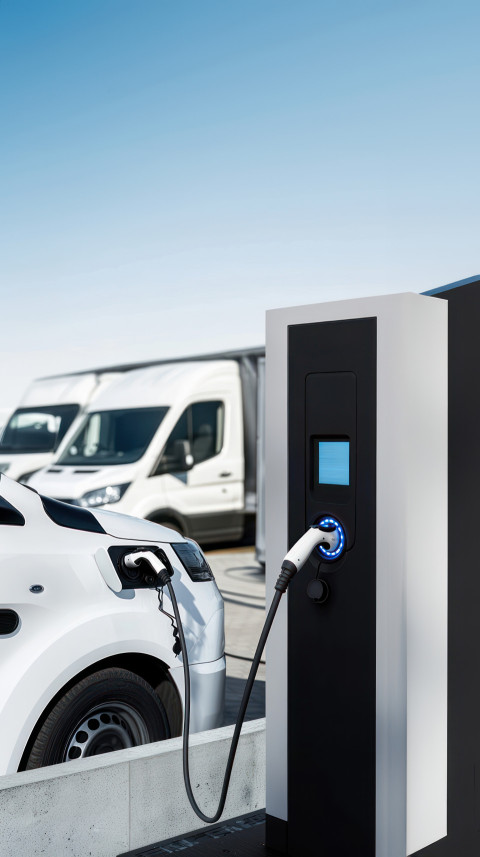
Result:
[0, 474, 225, 775]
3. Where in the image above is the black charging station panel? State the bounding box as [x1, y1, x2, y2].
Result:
[286, 317, 377, 857]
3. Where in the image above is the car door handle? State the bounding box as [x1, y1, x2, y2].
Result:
[219, 472, 232, 478]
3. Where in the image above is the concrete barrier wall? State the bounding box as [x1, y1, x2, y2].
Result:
[0, 718, 266, 857]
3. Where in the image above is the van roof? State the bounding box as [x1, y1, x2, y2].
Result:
[40, 346, 264, 380]
[20, 373, 101, 408]
[85, 360, 240, 411]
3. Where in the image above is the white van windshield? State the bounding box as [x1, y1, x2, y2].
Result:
[0, 404, 80, 453]
[58, 407, 168, 466]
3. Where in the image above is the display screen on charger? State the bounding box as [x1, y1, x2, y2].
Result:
[317, 441, 350, 486]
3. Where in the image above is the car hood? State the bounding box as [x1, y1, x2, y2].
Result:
[92, 508, 185, 544]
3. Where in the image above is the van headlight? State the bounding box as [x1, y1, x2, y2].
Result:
[79, 483, 130, 508]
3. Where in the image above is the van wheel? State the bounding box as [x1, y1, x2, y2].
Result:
[24, 668, 170, 770]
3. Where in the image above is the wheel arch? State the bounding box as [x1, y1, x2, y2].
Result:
[18, 652, 182, 771]
[146, 508, 189, 536]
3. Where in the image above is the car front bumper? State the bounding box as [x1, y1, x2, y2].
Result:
[170, 655, 226, 732]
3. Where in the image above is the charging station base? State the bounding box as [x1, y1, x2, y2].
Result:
[117, 812, 272, 857]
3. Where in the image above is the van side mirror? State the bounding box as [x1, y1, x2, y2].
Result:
[173, 439, 194, 471]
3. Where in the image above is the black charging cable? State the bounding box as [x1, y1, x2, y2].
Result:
[158, 562, 296, 824]
[125, 524, 342, 823]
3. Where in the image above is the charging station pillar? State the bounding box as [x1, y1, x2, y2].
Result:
[265, 293, 448, 857]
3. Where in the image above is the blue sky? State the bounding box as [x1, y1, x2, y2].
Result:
[1, 0, 479, 406]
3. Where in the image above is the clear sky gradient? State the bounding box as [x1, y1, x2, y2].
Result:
[1, 0, 479, 407]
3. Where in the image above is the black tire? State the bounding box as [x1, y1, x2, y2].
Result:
[155, 677, 183, 737]
[25, 667, 170, 770]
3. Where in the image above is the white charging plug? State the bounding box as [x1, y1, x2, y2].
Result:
[283, 522, 343, 573]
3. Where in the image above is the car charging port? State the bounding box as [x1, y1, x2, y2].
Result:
[108, 545, 174, 590]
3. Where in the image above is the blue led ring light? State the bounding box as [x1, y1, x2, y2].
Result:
[316, 516, 346, 562]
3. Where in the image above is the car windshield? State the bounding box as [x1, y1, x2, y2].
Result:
[58, 407, 169, 466]
[0, 404, 80, 453]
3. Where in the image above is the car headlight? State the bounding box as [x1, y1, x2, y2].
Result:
[0, 463, 10, 474]
[172, 539, 215, 582]
[79, 483, 130, 508]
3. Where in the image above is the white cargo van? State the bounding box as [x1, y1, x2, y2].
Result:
[29, 352, 263, 546]
[0, 373, 118, 484]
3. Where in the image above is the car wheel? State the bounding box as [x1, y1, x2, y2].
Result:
[24, 667, 170, 770]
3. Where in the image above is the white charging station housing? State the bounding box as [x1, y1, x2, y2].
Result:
[265, 292, 448, 857]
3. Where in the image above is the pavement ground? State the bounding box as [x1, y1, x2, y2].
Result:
[204, 547, 266, 726]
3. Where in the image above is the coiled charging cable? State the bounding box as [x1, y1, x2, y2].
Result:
[124, 522, 341, 824]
